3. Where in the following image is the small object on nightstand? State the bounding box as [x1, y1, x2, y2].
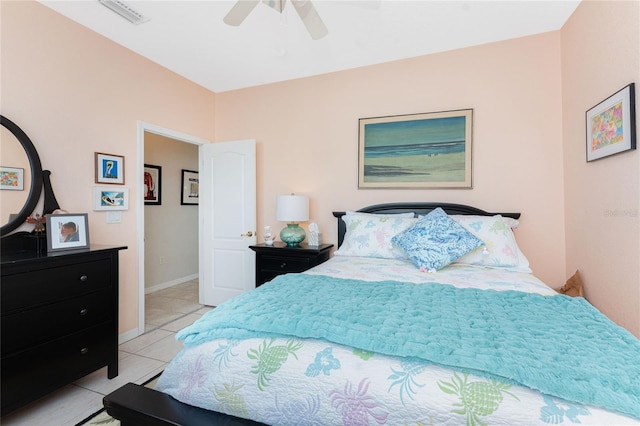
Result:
[308, 222, 322, 247]
[263, 225, 275, 246]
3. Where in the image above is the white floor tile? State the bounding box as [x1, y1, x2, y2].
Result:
[73, 353, 166, 395]
[161, 312, 204, 332]
[119, 328, 173, 354]
[1, 384, 103, 426]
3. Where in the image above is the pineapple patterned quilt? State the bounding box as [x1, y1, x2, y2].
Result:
[157, 262, 640, 425]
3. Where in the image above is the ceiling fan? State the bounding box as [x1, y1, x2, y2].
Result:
[223, 0, 328, 40]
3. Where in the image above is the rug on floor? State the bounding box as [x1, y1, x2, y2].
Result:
[75, 372, 162, 426]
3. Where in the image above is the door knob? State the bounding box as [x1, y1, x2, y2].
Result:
[241, 231, 253, 237]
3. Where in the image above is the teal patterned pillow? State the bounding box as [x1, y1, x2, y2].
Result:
[391, 208, 484, 271]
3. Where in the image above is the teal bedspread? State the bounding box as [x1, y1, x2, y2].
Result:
[177, 274, 640, 419]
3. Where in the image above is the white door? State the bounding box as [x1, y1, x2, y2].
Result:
[199, 139, 256, 306]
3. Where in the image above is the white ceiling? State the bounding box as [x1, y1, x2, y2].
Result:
[39, 0, 580, 93]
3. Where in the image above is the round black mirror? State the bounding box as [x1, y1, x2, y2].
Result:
[1, 115, 44, 236]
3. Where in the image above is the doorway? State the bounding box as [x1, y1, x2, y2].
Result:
[137, 121, 209, 336]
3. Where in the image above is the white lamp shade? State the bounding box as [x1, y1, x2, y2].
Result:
[276, 195, 309, 222]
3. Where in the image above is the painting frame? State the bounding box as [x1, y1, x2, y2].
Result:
[46, 213, 90, 253]
[180, 169, 199, 205]
[144, 164, 162, 205]
[95, 152, 125, 184]
[94, 186, 129, 211]
[586, 83, 636, 162]
[358, 109, 473, 189]
[0, 166, 24, 190]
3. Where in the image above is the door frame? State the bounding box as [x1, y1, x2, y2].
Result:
[136, 121, 210, 336]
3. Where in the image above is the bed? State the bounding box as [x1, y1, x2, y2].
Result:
[103, 202, 640, 425]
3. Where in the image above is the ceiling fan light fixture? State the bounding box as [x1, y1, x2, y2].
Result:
[98, 0, 149, 25]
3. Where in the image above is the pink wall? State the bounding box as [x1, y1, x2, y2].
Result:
[215, 32, 567, 287]
[561, 0, 640, 337]
[4, 1, 638, 338]
[1, 1, 216, 335]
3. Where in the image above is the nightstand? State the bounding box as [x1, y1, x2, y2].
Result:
[249, 242, 333, 286]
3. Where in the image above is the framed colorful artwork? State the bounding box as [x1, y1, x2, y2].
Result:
[144, 164, 162, 205]
[94, 187, 129, 211]
[46, 213, 90, 253]
[95, 152, 125, 184]
[0, 166, 24, 190]
[586, 83, 636, 162]
[358, 109, 473, 189]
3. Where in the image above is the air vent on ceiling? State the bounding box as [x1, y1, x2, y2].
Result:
[98, 0, 149, 25]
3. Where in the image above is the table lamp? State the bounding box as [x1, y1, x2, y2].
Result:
[276, 194, 309, 247]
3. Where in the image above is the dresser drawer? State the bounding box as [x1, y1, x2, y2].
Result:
[1, 259, 111, 313]
[261, 255, 310, 273]
[1, 322, 116, 413]
[1, 289, 113, 355]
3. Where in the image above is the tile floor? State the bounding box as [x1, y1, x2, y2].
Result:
[1, 279, 209, 426]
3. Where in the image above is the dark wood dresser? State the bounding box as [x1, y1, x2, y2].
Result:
[1, 240, 126, 416]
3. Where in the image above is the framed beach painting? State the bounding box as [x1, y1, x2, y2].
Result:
[586, 83, 636, 162]
[358, 109, 473, 189]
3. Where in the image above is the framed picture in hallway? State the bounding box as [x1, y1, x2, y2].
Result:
[586, 83, 636, 162]
[358, 109, 473, 189]
[144, 164, 161, 205]
[181, 169, 199, 205]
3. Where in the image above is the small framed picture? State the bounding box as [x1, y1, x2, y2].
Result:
[586, 83, 636, 162]
[181, 169, 199, 205]
[94, 186, 129, 210]
[95, 152, 125, 184]
[144, 164, 161, 205]
[46, 213, 90, 253]
[0, 166, 24, 190]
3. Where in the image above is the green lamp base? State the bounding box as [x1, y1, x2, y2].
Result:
[280, 223, 306, 247]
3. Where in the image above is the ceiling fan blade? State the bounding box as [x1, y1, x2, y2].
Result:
[223, 0, 260, 26]
[290, 0, 328, 40]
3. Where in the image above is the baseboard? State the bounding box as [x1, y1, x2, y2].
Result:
[145, 273, 198, 294]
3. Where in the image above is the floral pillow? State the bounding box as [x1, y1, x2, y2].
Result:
[391, 208, 484, 271]
[450, 215, 520, 268]
[334, 213, 417, 259]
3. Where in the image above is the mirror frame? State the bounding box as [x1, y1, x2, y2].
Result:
[1, 115, 44, 236]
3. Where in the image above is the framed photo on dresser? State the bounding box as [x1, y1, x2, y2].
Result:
[46, 213, 90, 253]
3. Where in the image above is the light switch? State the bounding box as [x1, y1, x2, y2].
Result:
[106, 211, 122, 223]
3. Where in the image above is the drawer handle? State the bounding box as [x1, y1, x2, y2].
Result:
[280, 262, 287, 269]
[80, 347, 89, 355]
[79, 308, 89, 316]
[79, 275, 88, 282]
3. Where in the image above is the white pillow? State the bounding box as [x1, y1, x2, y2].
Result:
[450, 215, 520, 268]
[335, 213, 417, 259]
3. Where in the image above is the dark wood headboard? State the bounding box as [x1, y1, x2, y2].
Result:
[332, 202, 520, 248]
